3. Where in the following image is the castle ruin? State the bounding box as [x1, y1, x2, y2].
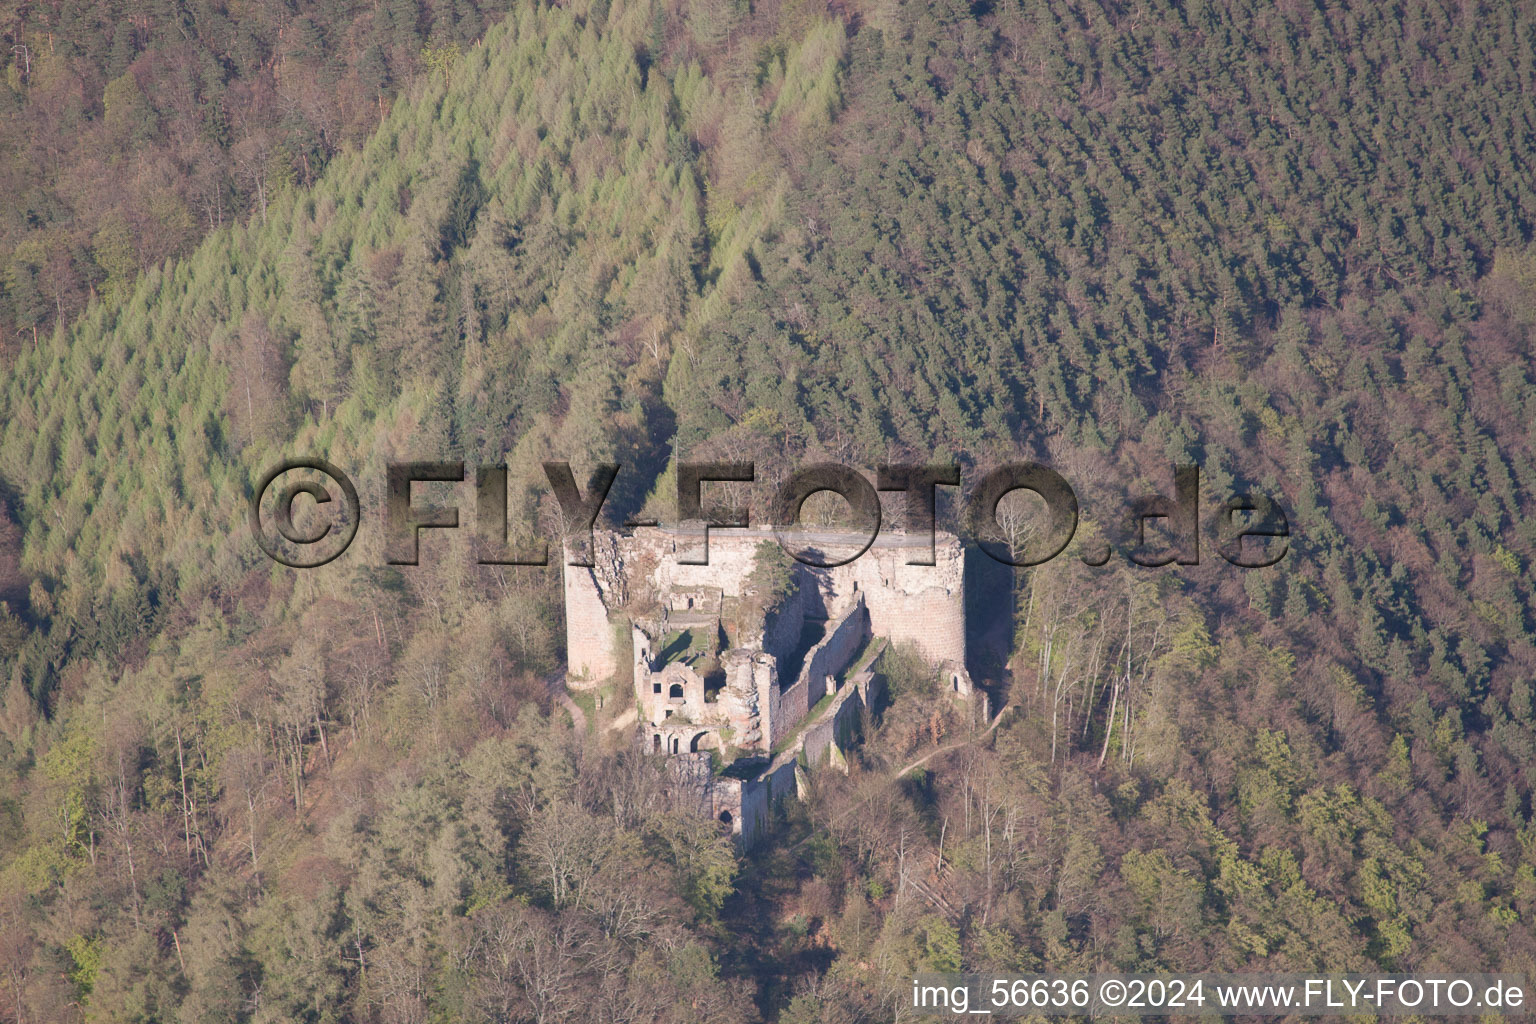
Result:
[563, 525, 973, 845]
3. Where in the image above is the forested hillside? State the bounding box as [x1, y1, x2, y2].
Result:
[0, 0, 514, 338]
[2, 0, 1536, 1020]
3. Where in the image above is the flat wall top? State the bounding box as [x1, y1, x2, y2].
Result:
[624, 525, 963, 554]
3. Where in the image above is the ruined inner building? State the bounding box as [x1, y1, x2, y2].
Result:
[564, 525, 975, 846]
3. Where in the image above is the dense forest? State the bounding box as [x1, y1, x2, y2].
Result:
[0, 0, 515, 338]
[2, 0, 1536, 1020]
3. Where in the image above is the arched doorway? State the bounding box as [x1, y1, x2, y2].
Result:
[690, 731, 717, 753]
[718, 809, 733, 826]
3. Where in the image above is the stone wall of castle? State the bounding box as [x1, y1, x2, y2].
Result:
[787, 598, 869, 730]
[723, 598, 872, 753]
[565, 526, 967, 683]
[738, 776, 769, 847]
[751, 654, 778, 754]
[736, 655, 889, 844]
[801, 668, 886, 770]
[667, 754, 748, 840]
[722, 650, 773, 750]
[824, 533, 967, 667]
[762, 570, 815, 659]
[590, 525, 973, 849]
[564, 563, 618, 683]
[761, 654, 792, 755]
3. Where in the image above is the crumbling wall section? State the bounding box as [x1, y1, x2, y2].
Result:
[667, 754, 745, 839]
[760, 568, 814, 660]
[767, 671, 804, 753]
[721, 650, 773, 752]
[800, 673, 871, 769]
[737, 779, 768, 848]
[792, 597, 869, 714]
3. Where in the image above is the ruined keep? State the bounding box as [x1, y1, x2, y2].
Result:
[563, 525, 974, 846]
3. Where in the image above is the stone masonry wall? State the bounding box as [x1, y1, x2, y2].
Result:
[757, 599, 868, 750]
[790, 598, 869, 724]
[751, 654, 777, 754]
[764, 660, 796, 753]
[761, 568, 815, 660]
[738, 776, 769, 848]
[565, 526, 966, 683]
[564, 563, 618, 683]
[827, 533, 967, 666]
